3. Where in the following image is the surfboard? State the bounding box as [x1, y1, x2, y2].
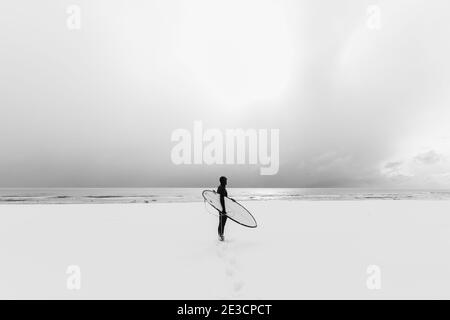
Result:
[202, 190, 257, 228]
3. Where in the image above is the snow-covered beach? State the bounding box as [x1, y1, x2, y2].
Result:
[1, 200, 450, 299]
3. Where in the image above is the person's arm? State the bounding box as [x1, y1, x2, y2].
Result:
[220, 193, 226, 214]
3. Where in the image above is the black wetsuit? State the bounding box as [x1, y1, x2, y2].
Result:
[217, 185, 228, 237]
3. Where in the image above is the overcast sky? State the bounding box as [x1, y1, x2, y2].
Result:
[1, 0, 450, 188]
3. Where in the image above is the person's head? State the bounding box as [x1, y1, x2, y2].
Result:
[219, 176, 227, 186]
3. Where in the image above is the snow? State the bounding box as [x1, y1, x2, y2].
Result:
[0, 200, 450, 299]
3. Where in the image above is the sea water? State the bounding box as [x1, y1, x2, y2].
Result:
[1, 188, 450, 204]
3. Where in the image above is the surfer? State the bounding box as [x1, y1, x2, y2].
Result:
[217, 176, 228, 241]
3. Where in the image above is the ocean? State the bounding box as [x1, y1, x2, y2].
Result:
[1, 188, 450, 204]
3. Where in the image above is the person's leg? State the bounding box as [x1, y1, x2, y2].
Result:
[218, 214, 227, 236]
[222, 216, 227, 235]
[218, 215, 222, 236]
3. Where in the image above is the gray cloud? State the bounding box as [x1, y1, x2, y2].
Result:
[384, 161, 403, 171]
[1, 0, 450, 187]
[414, 151, 442, 165]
